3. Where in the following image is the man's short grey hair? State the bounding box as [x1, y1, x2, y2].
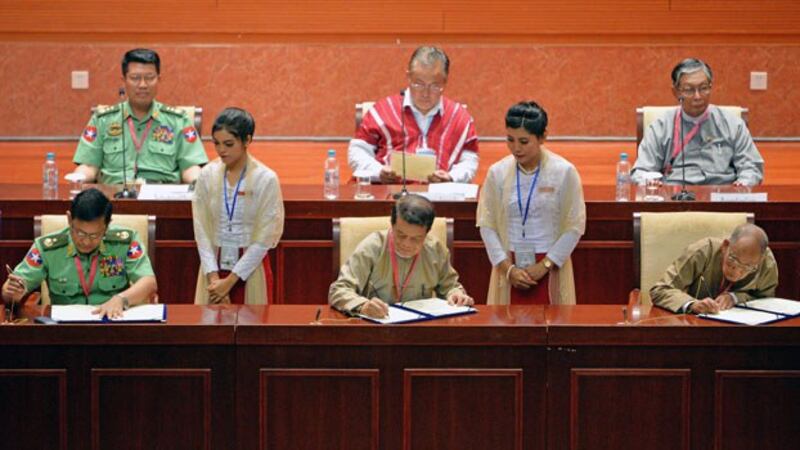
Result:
[408, 46, 450, 77]
[729, 223, 769, 254]
[671, 58, 713, 88]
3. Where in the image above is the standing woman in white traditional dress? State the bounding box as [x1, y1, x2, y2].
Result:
[477, 101, 586, 305]
[193, 107, 284, 304]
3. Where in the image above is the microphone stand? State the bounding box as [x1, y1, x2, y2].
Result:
[671, 97, 695, 201]
[393, 98, 409, 200]
[115, 87, 137, 199]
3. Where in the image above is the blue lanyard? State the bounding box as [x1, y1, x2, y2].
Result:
[224, 164, 247, 231]
[515, 165, 540, 239]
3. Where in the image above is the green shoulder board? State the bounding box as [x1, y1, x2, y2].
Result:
[96, 103, 122, 118]
[39, 229, 70, 252]
[104, 227, 134, 244]
[160, 104, 188, 118]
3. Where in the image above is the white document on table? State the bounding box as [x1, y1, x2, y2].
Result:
[51, 304, 166, 323]
[699, 307, 785, 325]
[359, 306, 426, 324]
[137, 184, 193, 201]
[710, 192, 768, 202]
[427, 182, 479, 199]
[390, 151, 436, 182]
[398, 298, 474, 317]
[741, 298, 800, 316]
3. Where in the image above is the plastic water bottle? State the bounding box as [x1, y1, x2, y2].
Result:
[615, 152, 631, 202]
[42, 152, 58, 199]
[323, 149, 339, 200]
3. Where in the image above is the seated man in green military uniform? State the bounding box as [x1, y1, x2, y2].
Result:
[73, 48, 208, 185]
[1, 188, 157, 319]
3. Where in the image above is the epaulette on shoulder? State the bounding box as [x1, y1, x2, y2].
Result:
[40, 229, 70, 251]
[104, 227, 134, 244]
[160, 104, 187, 117]
[96, 103, 122, 117]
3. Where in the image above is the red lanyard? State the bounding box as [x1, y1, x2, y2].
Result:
[74, 254, 99, 300]
[665, 108, 710, 174]
[388, 231, 419, 301]
[127, 117, 153, 152]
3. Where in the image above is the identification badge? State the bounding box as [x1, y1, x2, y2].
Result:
[220, 245, 240, 271]
[515, 250, 536, 268]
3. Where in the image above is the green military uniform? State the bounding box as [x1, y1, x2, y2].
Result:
[12, 226, 155, 305]
[73, 100, 208, 185]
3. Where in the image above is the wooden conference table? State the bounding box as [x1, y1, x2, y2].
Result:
[1, 304, 798, 450]
[0, 183, 798, 304]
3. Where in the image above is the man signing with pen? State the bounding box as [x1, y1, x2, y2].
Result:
[328, 194, 473, 319]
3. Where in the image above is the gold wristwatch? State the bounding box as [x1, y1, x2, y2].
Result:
[542, 258, 553, 271]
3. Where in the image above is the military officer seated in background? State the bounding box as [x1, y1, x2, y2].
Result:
[650, 224, 778, 314]
[631, 58, 764, 186]
[2, 188, 157, 318]
[328, 194, 473, 319]
[73, 48, 208, 185]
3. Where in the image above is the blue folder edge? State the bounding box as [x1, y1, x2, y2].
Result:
[360, 304, 477, 325]
[698, 305, 795, 326]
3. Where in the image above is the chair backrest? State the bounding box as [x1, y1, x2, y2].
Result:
[92, 105, 204, 135]
[332, 216, 453, 279]
[635, 106, 748, 147]
[633, 211, 754, 305]
[34, 214, 156, 304]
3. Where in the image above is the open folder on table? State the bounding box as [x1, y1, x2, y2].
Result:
[50, 304, 167, 323]
[698, 298, 800, 325]
[358, 298, 476, 324]
[390, 151, 436, 182]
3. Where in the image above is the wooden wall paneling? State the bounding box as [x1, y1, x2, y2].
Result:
[259, 369, 380, 450]
[569, 368, 691, 450]
[452, 242, 492, 304]
[403, 368, 523, 450]
[90, 368, 212, 450]
[571, 242, 634, 305]
[275, 241, 333, 304]
[0, 369, 67, 450]
[714, 370, 800, 450]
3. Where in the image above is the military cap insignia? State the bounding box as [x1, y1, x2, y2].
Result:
[100, 256, 126, 277]
[127, 241, 143, 260]
[108, 123, 123, 137]
[25, 248, 43, 268]
[152, 125, 175, 144]
[82, 126, 98, 143]
[182, 126, 198, 143]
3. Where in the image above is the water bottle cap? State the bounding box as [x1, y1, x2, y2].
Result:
[620, 152, 628, 160]
[47, 152, 56, 159]
[327, 149, 336, 157]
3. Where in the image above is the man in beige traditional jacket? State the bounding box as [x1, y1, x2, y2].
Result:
[651, 224, 778, 314]
[329, 194, 473, 318]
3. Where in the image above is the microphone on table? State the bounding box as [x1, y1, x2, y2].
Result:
[672, 96, 695, 201]
[394, 91, 409, 200]
[114, 87, 137, 199]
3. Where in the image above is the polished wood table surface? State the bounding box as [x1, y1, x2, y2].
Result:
[2, 304, 798, 450]
[1, 183, 798, 306]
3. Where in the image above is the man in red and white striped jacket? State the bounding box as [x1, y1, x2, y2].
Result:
[348, 46, 479, 184]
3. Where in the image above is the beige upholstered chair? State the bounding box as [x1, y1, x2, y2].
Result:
[33, 214, 156, 304]
[92, 105, 204, 134]
[332, 216, 453, 279]
[635, 106, 748, 147]
[632, 211, 754, 306]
